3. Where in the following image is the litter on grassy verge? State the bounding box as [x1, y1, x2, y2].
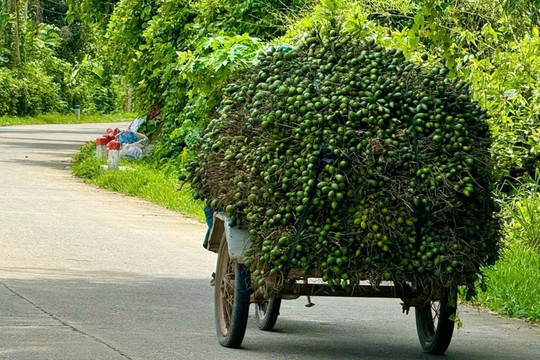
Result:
[72, 141, 204, 222]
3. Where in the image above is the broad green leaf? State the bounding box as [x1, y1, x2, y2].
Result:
[504, 89, 519, 100]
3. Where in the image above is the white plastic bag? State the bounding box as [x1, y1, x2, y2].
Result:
[128, 117, 146, 132]
[120, 143, 145, 159]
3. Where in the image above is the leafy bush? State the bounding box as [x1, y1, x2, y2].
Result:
[0, 65, 65, 116]
[193, 0, 311, 39]
[504, 193, 540, 251]
[0, 68, 18, 115]
[0, 20, 68, 116]
[498, 172, 540, 252]
[18, 65, 66, 115]
[464, 34, 540, 179]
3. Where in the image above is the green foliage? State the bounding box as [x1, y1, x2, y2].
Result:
[0, 2, 123, 117]
[504, 194, 540, 251]
[0, 67, 17, 114]
[42, 0, 69, 27]
[147, 32, 263, 162]
[464, 34, 540, 178]
[193, 0, 311, 39]
[0, 18, 68, 116]
[57, 21, 91, 64]
[498, 171, 540, 251]
[179, 33, 262, 98]
[63, 54, 123, 113]
[66, 0, 119, 32]
[104, 0, 160, 109]
[0, 64, 64, 116]
[89, 0, 314, 164]
[148, 104, 203, 164]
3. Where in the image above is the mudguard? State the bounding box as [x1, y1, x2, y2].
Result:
[206, 212, 250, 261]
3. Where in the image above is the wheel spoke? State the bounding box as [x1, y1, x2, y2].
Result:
[216, 241, 237, 336]
[415, 288, 457, 355]
[215, 238, 250, 348]
[258, 301, 268, 315]
[431, 301, 440, 324]
[222, 269, 235, 331]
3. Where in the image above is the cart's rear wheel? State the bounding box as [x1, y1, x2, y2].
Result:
[255, 297, 282, 331]
[214, 237, 250, 348]
[415, 287, 457, 355]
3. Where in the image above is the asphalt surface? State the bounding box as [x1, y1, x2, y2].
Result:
[0, 123, 538, 360]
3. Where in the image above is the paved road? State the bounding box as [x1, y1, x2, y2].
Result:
[0, 123, 538, 360]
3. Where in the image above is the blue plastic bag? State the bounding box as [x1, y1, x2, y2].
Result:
[117, 131, 139, 144]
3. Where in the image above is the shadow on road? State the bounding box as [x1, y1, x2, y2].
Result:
[1, 268, 537, 360]
[0, 136, 86, 144]
[0, 157, 73, 171]
[0, 136, 84, 170]
[0, 139, 83, 151]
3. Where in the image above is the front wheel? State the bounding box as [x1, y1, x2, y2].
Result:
[255, 297, 282, 331]
[214, 238, 251, 348]
[415, 287, 457, 355]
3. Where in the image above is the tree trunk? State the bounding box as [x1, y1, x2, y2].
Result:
[31, 0, 42, 24]
[10, 0, 20, 67]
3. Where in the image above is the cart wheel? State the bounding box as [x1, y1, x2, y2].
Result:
[214, 237, 250, 348]
[255, 297, 282, 331]
[415, 287, 457, 355]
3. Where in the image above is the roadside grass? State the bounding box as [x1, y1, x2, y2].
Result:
[471, 178, 540, 323]
[0, 112, 136, 127]
[473, 244, 540, 323]
[72, 142, 204, 222]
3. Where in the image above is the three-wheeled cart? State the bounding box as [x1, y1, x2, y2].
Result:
[205, 212, 458, 355]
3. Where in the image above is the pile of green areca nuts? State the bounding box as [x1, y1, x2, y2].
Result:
[187, 28, 500, 293]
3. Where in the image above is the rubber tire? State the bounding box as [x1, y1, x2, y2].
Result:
[214, 238, 251, 348]
[255, 297, 282, 331]
[415, 288, 457, 355]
